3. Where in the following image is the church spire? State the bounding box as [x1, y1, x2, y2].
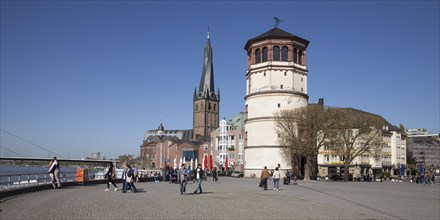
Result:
[197, 30, 216, 100]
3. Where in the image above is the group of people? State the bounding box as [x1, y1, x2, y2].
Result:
[104, 162, 138, 193]
[177, 163, 205, 195]
[260, 166, 282, 191]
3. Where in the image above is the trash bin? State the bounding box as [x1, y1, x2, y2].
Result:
[76, 168, 89, 185]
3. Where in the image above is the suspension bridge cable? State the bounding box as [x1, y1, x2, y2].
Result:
[0, 145, 26, 157]
[0, 129, 63, 158]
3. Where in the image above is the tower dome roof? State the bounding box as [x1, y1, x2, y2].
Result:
[244, 27, 310, 50]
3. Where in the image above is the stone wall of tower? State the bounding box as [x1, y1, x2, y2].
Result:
[193, 98, 219, 140]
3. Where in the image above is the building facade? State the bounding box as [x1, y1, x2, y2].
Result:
[209, 112, 246, 171]
[407, 130, 440, 168]
[317, 108, 407, 178]
[243, 27, 310, 177]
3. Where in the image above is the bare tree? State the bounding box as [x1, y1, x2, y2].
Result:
[329, 109, 385, 181]
[275, 105, 341, 180]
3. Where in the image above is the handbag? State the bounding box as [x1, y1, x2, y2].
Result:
[126, 176, 133, 182]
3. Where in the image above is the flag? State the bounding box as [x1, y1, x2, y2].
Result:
[225, 155, 229, 172]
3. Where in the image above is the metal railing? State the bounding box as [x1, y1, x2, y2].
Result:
[0, 171, 77, 191]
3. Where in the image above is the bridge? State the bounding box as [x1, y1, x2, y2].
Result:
[1, 177, 439, 219]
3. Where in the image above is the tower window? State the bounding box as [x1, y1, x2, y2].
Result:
[298, 49, 303, 64]
[264, 72, 266, 77]
[273, 46, 280, 61]
[284, 72, 287, 76]
[255, 49, 261, 64]
[293, 48, 298, 63]
[301, 88, 303, 92]
[280, 85, 283, 89]
[282, 46, 288, 61]
[262, 47, 268, 62]
[277, 103, 281, 108]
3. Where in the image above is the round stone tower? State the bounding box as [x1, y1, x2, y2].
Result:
[243, 27, 310, 177]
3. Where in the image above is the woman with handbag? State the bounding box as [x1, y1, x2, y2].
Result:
[122, 163, 137, 193]
[105, 163, 118, 192]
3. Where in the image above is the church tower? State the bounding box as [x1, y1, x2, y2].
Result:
[243, 27, 310, 177]
[193, 31, 220, 140]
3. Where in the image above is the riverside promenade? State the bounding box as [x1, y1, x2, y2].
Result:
[1, 177, 439, 220]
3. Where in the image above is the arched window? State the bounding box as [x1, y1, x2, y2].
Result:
[298, 49, 303, 65]
[255, 49, 261, 64]
[293, 48, 298, 63]
[282, 46, 288, 61]
[273, 46, 280, 61]
[262, 47, 268, 62]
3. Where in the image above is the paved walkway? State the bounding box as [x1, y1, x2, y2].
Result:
[1, 177, 439, 219]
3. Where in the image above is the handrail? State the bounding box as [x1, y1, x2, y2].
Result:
[0, 171, 77, 191]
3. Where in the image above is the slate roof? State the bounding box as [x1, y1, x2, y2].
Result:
[244, 27, 310, 50]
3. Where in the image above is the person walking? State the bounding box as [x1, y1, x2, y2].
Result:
[212, 167, 218, 182]
[260, 166, 270, 190]
[122, 163, 137, 193]
[193, 164, 204, 194]
[48, 157, 61, 189]
[48, 160, 57, 189]
[105, 163, 118, 191]
[273, 167, 280, 191]
[178, 164, 188, 195]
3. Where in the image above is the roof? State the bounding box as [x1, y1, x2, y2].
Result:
[332, 107, 399, 131]
[244, 27, 310, 50]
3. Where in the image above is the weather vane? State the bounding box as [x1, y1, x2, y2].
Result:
[273, 17, 283, 27]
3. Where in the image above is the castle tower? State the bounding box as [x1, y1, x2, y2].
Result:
[243, 27, 310, 176]
[193, 31, 220, 140]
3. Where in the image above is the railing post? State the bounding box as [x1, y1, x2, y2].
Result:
[27, 174, 30, 187]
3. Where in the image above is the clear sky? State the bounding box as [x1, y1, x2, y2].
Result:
[1, 1, 439, 159]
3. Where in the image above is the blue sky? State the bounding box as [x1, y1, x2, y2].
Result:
[1, 1, 439, 159]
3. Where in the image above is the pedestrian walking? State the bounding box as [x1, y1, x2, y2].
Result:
[273, 167, 280, 191]
[48, 160, 57, 189]
[122, 163, 137, 193]
[105, 163, 118, 191]
[193, 164, 204, 194]
[212, 167, 218, 182]
[178, 164, 188, 195]
[260, 166, 270, 190]
[48, 157, 61, 188]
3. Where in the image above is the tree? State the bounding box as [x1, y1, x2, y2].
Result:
[329, 109, 385, 181]
[275, 104, 341, 180]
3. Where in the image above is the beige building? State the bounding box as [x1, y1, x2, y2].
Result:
[317, 108, 407, 179]
[243, 27, 310, 177]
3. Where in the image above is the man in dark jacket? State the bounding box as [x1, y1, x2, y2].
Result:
[193, 164, 204, 194]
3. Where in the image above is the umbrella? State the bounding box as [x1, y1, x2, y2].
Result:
[195, 158, 198, 170]
[419, 163, 423, 175]
[190, 158, 193, 171]
[225, 155, 229, 172]
[400, 164, 404, 176]
[204, 155, 208, 170]
[209, 154, 213, 171]
[183, 156, 186, 165]
[173, 158, 177, 170]
[179, 157, 182, 168]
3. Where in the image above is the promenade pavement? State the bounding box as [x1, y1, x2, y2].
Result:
[1, 177, 439, 220]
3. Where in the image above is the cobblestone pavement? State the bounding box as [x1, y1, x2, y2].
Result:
[1, 177, 439, 219]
